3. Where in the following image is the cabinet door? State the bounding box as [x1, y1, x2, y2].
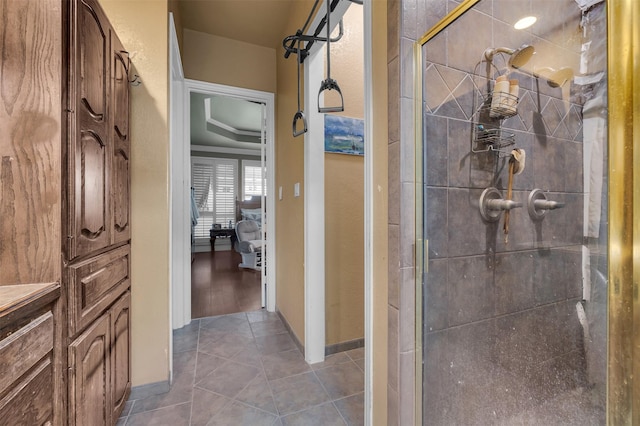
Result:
[110, 291, 131, 420]
[68, 0, 111, 260]
[111, 33, 130, 245]
[68, 313, 111, 426]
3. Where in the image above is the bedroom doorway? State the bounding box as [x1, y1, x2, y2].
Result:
[174, 79, 276, 322]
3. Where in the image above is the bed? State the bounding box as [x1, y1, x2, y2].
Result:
[236, 196, 264, 227]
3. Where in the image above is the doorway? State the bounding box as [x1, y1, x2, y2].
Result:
[172, 79, 276, 326]
[190, 92, 268, 317]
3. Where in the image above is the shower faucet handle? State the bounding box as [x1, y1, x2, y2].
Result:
[479, 187, 523, 222]
[527, 189, 565, 220]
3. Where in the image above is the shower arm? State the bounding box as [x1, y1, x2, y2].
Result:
[484, 47, 515, 62]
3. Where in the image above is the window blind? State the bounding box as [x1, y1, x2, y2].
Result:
[191, 158, 237, 238]
[242, 160, 266, 200]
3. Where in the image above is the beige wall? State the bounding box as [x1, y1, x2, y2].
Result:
[371, 0, 389, 422]
[99, 0, 171, 386]
[274, 0, 315, 343]
[325, 5, 365, 346]
[182, 29, 277, 93]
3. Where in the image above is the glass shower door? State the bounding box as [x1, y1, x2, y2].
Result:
[419, 0, 610, 423]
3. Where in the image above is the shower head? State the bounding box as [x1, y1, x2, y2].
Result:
[536, 66, 574, 87]
[484, 44, 535, 69]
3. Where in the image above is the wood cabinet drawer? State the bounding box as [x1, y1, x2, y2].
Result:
[68, 245, 130, 336]
[0, 312, 53, 397]
[0, 357, 53, 425]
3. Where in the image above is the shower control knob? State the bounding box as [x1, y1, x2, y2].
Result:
[527, 189, 565, 220]
[479, 187, 522, 222]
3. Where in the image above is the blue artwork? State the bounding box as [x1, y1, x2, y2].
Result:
[324, 115, 365, 156]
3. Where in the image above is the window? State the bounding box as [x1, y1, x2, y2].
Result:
[242, 160, 266, 200]
[191, 157, 237, 238]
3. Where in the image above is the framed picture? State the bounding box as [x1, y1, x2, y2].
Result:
[212, 223, 222, 230]
[324, 115, 365, 156]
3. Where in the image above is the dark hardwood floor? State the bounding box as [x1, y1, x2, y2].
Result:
[191, 250, 262, 318]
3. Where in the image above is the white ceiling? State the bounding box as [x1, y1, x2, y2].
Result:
[190, 93, 264, 150]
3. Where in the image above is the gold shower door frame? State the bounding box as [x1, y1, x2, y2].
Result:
[413, 0, 640, 424]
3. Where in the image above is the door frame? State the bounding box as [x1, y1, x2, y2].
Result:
[182, 79, 277, 315]
[169, 13, 189, 334]
[170, 75, 277, 328]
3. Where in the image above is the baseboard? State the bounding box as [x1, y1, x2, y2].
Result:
[129, 380, 170, 400]
[325, 337, 365, 356]
[276, 309, 365, 357]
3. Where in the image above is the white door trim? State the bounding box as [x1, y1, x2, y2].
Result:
[169, 13, 189, 335]
[182, 79, 277, 313]
[303, 47, 326, 364]
[363, 1, 373, 423]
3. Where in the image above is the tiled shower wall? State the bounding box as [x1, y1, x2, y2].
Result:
[388, 0, 606, 424]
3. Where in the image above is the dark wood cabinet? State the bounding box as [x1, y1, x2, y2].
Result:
[110, 292, 131, 420]
[0, 285, 60, 426]
[111, 34, 131, 246]
[68, 0, 112, 260]
[66, 0, 132, 423]
[68, 291, 130, 426]
[68, 312, 111, 426]
[0, 0, 131, 424]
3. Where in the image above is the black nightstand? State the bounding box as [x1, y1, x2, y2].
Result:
[209, 228, 237, 251]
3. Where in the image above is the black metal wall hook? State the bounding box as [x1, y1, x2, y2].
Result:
[282, 20, 344, 62]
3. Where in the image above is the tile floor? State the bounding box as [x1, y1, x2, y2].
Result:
[118, 311, 365, 425]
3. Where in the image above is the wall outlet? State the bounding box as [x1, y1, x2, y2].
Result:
[278, 186, 283, 200]
[294, 182, 300, 197]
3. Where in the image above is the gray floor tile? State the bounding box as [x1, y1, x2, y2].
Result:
[126, 402, 192, 426]
[195, 351, 227, 381]
[127, 311, 365, 425]
[353, 357, 365, 372]
[174, 350, 197, 377]
[280, 402, 347, 426]
[231, 342, 264, 368]
[196, 359, 261, 399]
[314, 362, 364, 400]
[129, 369, 194, 415]
[247, 310, 280, 323]
[270, 372, 331, 415]
[251, 318, 287, 337]
[261, 349, 310, 380]
[119, 399, 134, 418]
[206, 401, 278, 426]
[190, 387, 231, 426]
[334, 393, 365, 426]
[235, 372, 278, 414]
[199, 330, 255, 359]
[345, 348, 365, 361]
[255, 333, 296, 355]
[174, 328, 199, 353]
[200, 314, 253, 338]
[310, 352, 351, 370]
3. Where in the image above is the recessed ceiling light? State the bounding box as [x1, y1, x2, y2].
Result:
[514, 16, 537, 30]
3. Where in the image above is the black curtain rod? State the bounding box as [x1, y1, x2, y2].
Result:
[282, 0, 343, 61]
